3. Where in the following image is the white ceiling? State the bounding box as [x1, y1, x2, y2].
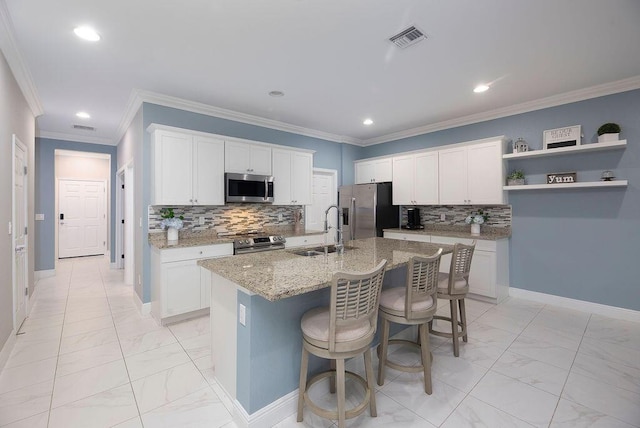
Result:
[3, 0, 640, 146]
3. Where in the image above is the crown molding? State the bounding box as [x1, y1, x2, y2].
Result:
[0, 0, 43, 117]
[116, 89, 363, 147]
[361, 75, 640, 146]
[38, 130, 116, 146]
[114, 89, 144, 146]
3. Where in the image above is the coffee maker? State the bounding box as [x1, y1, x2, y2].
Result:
[404, 207, 423, 230]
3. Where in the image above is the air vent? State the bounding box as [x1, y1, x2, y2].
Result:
[389, 26, 426, 49]
[72, 124, 96, 131]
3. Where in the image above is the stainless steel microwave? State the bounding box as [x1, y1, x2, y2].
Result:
[225, 173, 274, 203]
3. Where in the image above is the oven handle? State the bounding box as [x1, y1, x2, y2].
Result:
[235, 244, 285, 255]
[264, 179, 268, 201]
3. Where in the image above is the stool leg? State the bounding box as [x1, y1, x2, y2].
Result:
[364, 348, 377, 417]
[329, 359, 336, 393]
[418, 323, 432, 394]
[450, 299, 460, 357]
[297, 347, 309, 422]
[336, 358, 346, 428]
[459, 298, 468, 343]
[377, 317, 390, 386]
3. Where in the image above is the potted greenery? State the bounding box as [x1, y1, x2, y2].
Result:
[597, 123, 621, 143]
[465, 209, 488, 235]
[159, 208, 184, 242]
[507, 170, 525, 186]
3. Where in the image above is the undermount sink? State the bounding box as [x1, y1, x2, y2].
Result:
[290, 245, 358, 257]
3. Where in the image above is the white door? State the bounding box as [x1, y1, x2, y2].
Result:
[124, 166, 134, 285]
[59, 179, 106, 258]
[12, 135, 28, 330]
[306, 169, 337, 231]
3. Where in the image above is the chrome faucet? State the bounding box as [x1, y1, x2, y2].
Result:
[324, 204, 343, 252]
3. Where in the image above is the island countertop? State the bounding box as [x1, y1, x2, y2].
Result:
[198, 237, 453, 301]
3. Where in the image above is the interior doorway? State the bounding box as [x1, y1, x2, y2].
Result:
[116, 163, 134, 285]
[12, 135, 28, 330]
[306, 168, 338, 232]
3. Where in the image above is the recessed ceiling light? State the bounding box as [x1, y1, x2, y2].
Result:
[74, 26, 100, 42]
[363, 118, 374, 126]
[76, 111, 91, 119]
[269, 90, 285, 97]
[473, 84, 490, 93]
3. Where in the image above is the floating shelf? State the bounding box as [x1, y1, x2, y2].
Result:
[503, 140, 627, 159]
[503, 180, 628, 191]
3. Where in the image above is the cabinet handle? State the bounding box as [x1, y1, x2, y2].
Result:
[199, 251, 203, 255]
[194, 199, 198, 203]
[189, 199, 193, 202]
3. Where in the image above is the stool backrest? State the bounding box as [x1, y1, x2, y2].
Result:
[446, 242, 475, 295]
[329, 260, 387, 352]
[405, 249, 442, 320]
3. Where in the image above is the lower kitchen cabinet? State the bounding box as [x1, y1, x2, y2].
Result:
[151, 243, 233, 324]
[284, 233, 326, 248]
[384, 231, 509, 302]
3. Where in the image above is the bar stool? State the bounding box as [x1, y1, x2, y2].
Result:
[297, 260, 387, 428]
[377, 250, 442, 394]
[429, 242, 475, 357]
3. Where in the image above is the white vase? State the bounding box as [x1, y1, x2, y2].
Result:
[598, 133, 619, 143]
[471, 223, 481, 235]
[167, 227, 179, 242]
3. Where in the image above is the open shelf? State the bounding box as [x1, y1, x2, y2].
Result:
[503, 180, 628, 191]
[503, 140, 627, 159]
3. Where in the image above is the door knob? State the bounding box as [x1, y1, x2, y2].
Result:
[15, 245, 25, 253]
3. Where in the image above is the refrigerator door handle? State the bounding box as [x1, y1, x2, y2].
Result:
[350, 197, 356, 240]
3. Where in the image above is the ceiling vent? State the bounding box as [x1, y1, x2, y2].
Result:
[389, 26, 426, 49]
[72, 124, 96, 131]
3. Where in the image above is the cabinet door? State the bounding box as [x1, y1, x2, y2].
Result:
[355, 161, 375, 184]
[193, 136, 225, 205]
[152, 131, 193, 205]
[272, 149, 293, 205]
[374, 158, 393, 182]
[468, 250, 496, 297]
[200, 267, 211, 309]
[291, 152, 313, 205]
[161, 260, 202, 317]
[392, 155, 415, 205]
[414, 152, 439, 204]
[249, 145, 272, 175]
[467, 141, 504, 204]
[225, 141, 252, 173]
[438, 147, 468, 205]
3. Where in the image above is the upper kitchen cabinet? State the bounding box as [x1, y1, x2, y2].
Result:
[225, 140, 272, 175]
[439, 138, 505, 205]
[392, 151, 439, 205]
[149, 125, 225, 206]
[272, 148, 313, 205]
[354, 157, 393, 184]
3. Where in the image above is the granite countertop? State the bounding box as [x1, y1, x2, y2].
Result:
[198, 237, 453, 301]
[384, 225, 511, 241]
[149, 227, 325, 250]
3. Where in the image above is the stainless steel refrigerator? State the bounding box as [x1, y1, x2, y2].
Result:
[338, 183, 399, 241]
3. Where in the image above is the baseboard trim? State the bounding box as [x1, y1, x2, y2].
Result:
[509, 287, 640, 323]
[34, 269, 56, 281]
[133, 291, 151, 316]
[232, 390, 300, 428]
[0, 330, 17, 372]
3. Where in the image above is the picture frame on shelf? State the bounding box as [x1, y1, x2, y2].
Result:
[543, 125, 581, 150]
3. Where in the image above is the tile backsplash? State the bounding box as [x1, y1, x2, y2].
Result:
[149, 204, 304, 236]
[401, 205, 511, 228]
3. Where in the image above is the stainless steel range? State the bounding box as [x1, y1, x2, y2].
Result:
[233, 235, 286, 255]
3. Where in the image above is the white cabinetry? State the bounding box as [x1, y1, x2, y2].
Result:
[150, 127, 225, 206]
[225, 141, 272, 175]
[392, 152, 438, 205]
[284, 234, 326, 248]
[383, 231, 509, 302]
[272, 148, 313, 205]
[151, 243, 233, 324]
[355, 158, 393, 184]
[438, 139, 505, 205]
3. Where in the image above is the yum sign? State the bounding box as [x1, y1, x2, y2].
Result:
[547, 172, 577, 184]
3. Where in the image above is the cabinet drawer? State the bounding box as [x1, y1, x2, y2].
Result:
[429, 236, 496, 252]
[284, 234, 326, 248]
[384, 232, 430, 243]
[159, 243, 233, 263]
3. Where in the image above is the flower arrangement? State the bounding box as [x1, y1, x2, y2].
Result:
[159, 208, 184, 230]
[465, 209, 488, 225]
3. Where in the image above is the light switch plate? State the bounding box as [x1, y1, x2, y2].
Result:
[239, 304, 246, 326]
[35, 214, 45, 221]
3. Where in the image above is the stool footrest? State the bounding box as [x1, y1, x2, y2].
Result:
[379, 339, 433, 373]
[303, 370, 370, 421]
[429, 315, 466, 339]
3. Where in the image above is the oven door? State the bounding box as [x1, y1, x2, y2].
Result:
[225, 173, 274, 203]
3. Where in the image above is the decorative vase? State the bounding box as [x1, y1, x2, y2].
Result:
[598, 133, 619, 143]
[167, 227, 179, 242]
[470, 223, 481, 235]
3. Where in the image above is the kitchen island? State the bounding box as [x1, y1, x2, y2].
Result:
[199, 237, 452, 427]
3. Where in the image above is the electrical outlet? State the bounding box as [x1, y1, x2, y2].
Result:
[199, 216, 205, 225]
[239, 304, 246, 326]
[278, 213, 283, 222]
[440, 213, 446, 221]
[138, 275, 141, 286]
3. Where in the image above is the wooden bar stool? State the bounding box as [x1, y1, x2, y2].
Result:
[429, 242, 475, 357]
[297, 260, 387, 428]
[377, 250, 442, 394]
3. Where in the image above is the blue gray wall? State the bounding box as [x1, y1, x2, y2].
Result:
[360, 89, 640, 311]
[35, 138, 118, 270]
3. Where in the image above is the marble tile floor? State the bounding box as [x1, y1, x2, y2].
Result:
[0, 256, 638, 427]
